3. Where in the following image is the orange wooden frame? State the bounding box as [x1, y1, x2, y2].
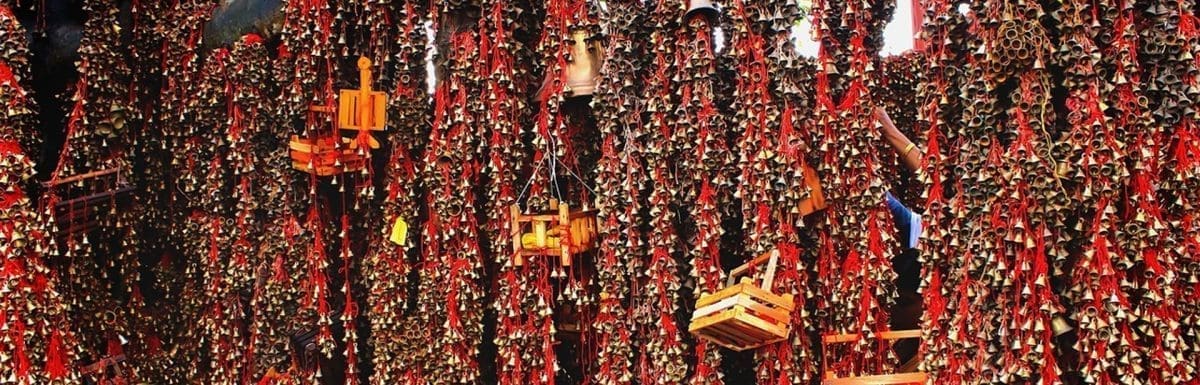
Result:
[689, 249, 796, 351]
[338, 57, 387, 132]
[797, 164, 828, 217]
[820, 329, 928, 385]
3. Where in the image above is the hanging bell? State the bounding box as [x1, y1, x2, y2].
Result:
[537, 28, 605, 101]
[685, 0, 720, 22]
[1051, 314, 1074, 337]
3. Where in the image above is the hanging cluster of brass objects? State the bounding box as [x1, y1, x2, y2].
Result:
[479, 0, 542, 384]
[364, 0, 430, 383]
[5, 0, 1200, 383]
[413, 22, 488, 385]
[916, 0, 1200, 382]
[588, 1, 644, 384]
[0, 3, 77, 384]
[45, 2, 146, 383]
[803, 0, 905, 380]
[676, 3, 735, 384]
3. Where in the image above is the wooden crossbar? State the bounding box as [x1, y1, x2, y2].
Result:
[822, 329, 922, 344]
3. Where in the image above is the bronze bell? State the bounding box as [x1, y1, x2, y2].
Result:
[685, 0, 720, 22]
[1050, 314, 1073, 336]
[537, 28, 604, 101]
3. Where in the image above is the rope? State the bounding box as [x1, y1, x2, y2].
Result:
[515, 157, 546, 202]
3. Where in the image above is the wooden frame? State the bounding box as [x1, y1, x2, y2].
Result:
[338, 57, 387, 131]
[796, 164, 828, 217]
[42, 167, 133, 234]
[288, 134, 366, 176]
[80, 354, 129, 385]
[688, 249, 796, 351]
[820, 329, 928, 385]
[509, 199, 598, 267]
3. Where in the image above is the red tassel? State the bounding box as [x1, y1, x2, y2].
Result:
[107, 335, 124, 357]
[11, 316, 31, 379]
[146, 334, 163, 356]
[45, 329, 68, 379]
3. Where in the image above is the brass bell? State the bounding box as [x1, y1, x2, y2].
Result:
[1050, 314, 1073, 336]
[537, 28, 604, 101]
[685, 0, 720, 22]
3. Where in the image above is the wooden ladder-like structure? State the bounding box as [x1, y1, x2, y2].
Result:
[820, 329, 928, 385]
[42, 167, 133, 234]
[79, 354, 130, 385]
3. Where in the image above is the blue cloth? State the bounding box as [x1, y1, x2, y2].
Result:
[885, 192, 922, 250]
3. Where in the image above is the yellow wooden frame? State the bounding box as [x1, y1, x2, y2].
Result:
[288, 134, 366, 176]
[509, 199, 598, 267]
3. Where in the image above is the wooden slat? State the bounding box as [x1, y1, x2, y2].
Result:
[733, 310, 789, 339]
[695, 282, 747, 308]
[53, 186, 133, 211]
[43, 167, 119, 188]
[567, 210, 599, 220]
[510, 205, 523, 265]
[688, 307, 738, 333]
[730, 317, 779, 342]
[738, 295, 791, 325]
[698, 315, 761, 351]
[292, 161, 362, 176]
[692, 307, 793, 352]
[741, 283, 795, 311]
[821, 372, 928, 385]
[702, 321, 754, 350]
[692, 295, 740, 320]
[80, 354, 126, 374]
[518, 214, 560, 221]
[726, 250, 777, 286]
[822, 329, 921, 344]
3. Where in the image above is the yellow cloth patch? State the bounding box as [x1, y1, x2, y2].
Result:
[389, 217, 408, 245]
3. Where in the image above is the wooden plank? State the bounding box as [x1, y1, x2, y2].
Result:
[692, 295, 740, 320]
[738, 295, 791, 325]
[822, 329, 921, 344]
[734, 311, 789, 339]
[695, 282, 747, 308]
[699, 322, 752, 350]
[741, 283, 795, 311]
[712, 318, 768, 351]
[688, 308, 738, 332]
[761, 249, 779, 290]
[43, 167, 119, 188]
[726, 250, 777, 286]
[521, 214, 560, 221]
[724, 316, 776, 341]
[821, 372, 928, 385]
[693, 309, 793, 352]
[510, 205, 523, 265]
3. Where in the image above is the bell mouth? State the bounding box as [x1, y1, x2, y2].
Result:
[564, 78, 599, 97]
[1050, 315, 1073, 337]
[685, 4, 720, 23]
